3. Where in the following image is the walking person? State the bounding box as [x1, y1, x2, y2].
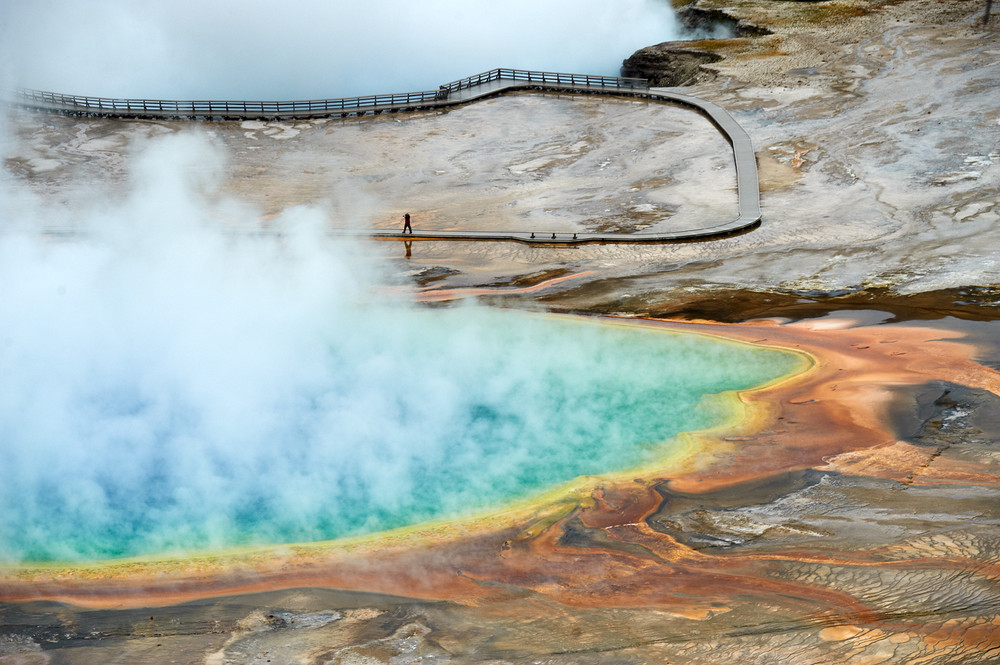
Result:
[402, 213, 412, 234]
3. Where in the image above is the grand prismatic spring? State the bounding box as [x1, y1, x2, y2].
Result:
[0, 278, 805, 563]
[3, 0, 1000, 663]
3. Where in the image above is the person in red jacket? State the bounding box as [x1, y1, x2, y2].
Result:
[402, 213, 412, 234]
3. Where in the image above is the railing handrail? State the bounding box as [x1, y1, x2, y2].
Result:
[439, 67, 648, 93]
[4, 72, 762, 244]
[9, 87, 444, 114]
[8, 68, 649, 117]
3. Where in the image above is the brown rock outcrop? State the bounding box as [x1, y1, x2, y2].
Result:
[620, 42, 723, 87]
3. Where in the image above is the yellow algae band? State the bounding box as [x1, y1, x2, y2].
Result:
[0, 310, 807, 567]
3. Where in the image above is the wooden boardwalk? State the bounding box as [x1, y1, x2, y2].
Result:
[7, 69, 761, 244]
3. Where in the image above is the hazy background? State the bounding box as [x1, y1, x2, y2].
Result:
[0, 0, 683, 99]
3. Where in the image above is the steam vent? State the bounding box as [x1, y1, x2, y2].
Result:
[2, 1, 1000, 663]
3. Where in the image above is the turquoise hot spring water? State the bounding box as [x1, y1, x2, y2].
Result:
[0, 303, 804, 563]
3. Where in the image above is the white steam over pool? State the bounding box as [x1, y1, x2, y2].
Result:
[0, 3, 795, 564]
[0, 0, 682, 100]
[0, 133, 802, 562]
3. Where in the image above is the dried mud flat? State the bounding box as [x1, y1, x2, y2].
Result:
[3, 1, 1000, 664]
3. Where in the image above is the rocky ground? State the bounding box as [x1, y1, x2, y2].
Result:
[2, 0, 1000, 663]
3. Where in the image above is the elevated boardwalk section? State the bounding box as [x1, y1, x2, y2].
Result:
[7, 69, 761, 244]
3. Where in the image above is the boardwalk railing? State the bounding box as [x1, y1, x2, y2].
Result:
[10, 87, 447, 117]
[440, 68, 648, 94]
[9, 68, 648, 119]
[6, 69, 761, 244]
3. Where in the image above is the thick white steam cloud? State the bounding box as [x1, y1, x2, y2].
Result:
[0, 0, 682, 99]
[0, 129, 799, 562]
[0, 3, 790, 564]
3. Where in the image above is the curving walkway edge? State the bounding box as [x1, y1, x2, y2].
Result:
[8, 69, 761, 245]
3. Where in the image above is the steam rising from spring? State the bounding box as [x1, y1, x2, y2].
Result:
[0, 133, 802, 563]
[0, 1, 792, 564]
[0, 0, 683, 99]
